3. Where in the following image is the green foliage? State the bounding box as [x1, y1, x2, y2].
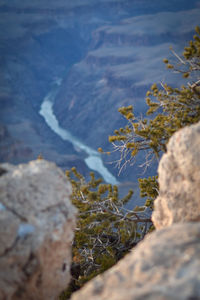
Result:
[183, 26, 200, 59]
[60, 168, 151, 298]
[109, 27, 200, 158]
[108, 27, 200, 202]
[138, 176, 159, 209]
[60, 28, 200, 299]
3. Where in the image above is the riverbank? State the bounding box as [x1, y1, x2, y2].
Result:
[39, 86, 119, 185]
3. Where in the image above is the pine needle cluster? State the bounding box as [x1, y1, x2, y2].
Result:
[108, 27, 200, 206]
[61, 168, 152, 298]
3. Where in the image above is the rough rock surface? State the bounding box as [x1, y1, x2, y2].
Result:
[0, 160, 76, 300]
[152, 121, 200, 229]
[71, 222, 200, 300]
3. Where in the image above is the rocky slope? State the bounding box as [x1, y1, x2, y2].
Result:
[0, 0, 199, 182]
[53, 5, 200, 180]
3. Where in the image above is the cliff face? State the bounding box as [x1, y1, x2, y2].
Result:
[0, 0, 199, 180]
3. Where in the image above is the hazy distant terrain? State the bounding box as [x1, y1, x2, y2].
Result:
[0, 0, 200, 183]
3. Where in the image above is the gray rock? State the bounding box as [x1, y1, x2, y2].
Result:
[71, 222, 200, 300]
[0, 160, 77, 300]
[152, 121, 200, 229]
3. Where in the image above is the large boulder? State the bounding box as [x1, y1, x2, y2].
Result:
[152, 121, 200, 229]
[71, 222, 200, 300]
[0, 160, 77, 300]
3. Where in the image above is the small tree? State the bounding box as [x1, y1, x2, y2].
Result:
[108, 26, 200, 207]
[60, 27, 200, 299]
[60, 168, 152, 298]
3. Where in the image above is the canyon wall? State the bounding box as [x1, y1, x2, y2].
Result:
[0, 0, 199, 182]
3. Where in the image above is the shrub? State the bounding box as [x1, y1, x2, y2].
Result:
[60, 27, 200, 299]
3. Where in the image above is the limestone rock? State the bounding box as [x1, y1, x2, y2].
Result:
[152, 121, 200, 229]
[0, 160, 77, 300]
[71, 222, 200, 300]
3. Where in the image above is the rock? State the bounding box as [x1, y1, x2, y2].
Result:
[0, 160, 77, 300]
[71, 222, 200, 300]
[152, 121, 200, 229]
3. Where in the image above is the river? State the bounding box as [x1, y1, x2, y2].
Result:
[39, 84, 119, 185]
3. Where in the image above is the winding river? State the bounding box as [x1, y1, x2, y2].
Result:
[39, 84, 119, 185]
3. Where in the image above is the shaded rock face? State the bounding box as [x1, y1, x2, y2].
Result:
[71, 223, 200, 300]
[152, 121, 200, 229]
[71, 121, 200, 300]
[0, 160, 76, 300]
